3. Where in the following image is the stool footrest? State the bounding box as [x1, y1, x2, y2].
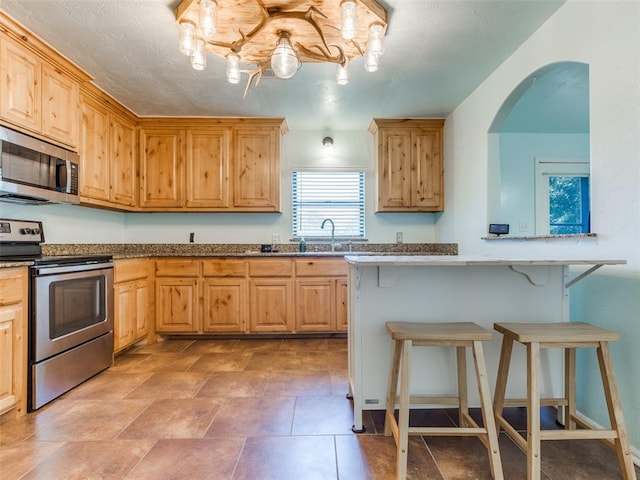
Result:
[502, 398, 569, 407]
[408, 426, 489, 436]
[540, 429, 618, 440]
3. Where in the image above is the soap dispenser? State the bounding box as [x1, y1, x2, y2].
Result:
[299, 237, 306, 252]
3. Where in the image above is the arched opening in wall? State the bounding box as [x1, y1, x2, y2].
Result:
[487, 62, 590, 236]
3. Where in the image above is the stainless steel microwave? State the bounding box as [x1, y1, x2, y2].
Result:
[0, 126, 80, 204]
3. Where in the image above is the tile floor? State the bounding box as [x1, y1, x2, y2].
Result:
[1, 337, 637, 479]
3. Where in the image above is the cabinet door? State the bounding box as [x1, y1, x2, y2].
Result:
[412, 128, 443, 210]
[0, 306, 17, 413]
[79, 94, 110, 201]
[155, 278, 198, 332]
[41, 63, 78, 147]
[233, 128, 280, 210]
[249, 279, 293, 332]
[186, 128, 231, 208]
[114, 282, 135, 351]
[139, 128, 184, 208]
[336, 278, 348, 332]
[202, 278, 246, 333]
[0, 38, 41, 132]
[110, 114, 137, 207]
[295, 278, 335, 332]
[378, 128, 412, 210]
[133, 279, 149, 339]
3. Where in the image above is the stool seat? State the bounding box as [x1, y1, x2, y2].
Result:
[494, 321, 620, 343]
[384, 321, 503, 480]
[386, 321, 494, 342]
[493, 321, 636, 480]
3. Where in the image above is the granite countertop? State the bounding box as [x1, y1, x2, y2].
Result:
[0, 243, 458, 268]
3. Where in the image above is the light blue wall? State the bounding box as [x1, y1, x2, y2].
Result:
[570, 271, 640, 448]
[492, 133, 589, 235]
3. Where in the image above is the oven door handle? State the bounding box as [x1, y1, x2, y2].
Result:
[32, 261, 114, 275]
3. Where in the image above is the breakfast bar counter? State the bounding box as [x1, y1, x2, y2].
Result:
[343, 255, 625, 432]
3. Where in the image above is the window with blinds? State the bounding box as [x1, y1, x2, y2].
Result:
[292, 171, 365, 238]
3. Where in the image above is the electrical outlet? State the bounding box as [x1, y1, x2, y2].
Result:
[272, 233, 281, 243]
[396, 232, 403, 243]
[519, 222, 529, 232]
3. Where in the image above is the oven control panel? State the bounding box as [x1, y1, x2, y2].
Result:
[0, 219, 44, 243]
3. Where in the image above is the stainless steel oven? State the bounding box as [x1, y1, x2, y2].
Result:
[0, 218, 114, 410]
[30, 259, 114, 410]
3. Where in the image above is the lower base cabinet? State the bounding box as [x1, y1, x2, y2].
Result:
[153, 256, 347, 335]
[0, 268, 27, 416]
[113, 259, 153, 352]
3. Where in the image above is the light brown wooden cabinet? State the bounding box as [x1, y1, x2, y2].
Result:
[139, 127, 185, 209]
[138, 119, 284, 212]
[152, 257, 346, 335]
[0, 268, 28, 416]
[155, 259, 200, 333]
[113, 259, 153, 352]
[202, 259, 247, 333]
[248, 259, 294, 333]
[233, 127, 280, 210]
[370, 119, 445, 212]
[0, 32, 81, 148]
[79, 87, 138, 209]
[295, 259, 348, 332]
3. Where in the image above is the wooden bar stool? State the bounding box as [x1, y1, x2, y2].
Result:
[384, 321, 503, 480]
[493, 322, 637, 480]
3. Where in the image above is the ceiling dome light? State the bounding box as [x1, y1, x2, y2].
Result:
[178, 22, 196, 56]
[191, 39, 206, 71]
[336, 63, 349, 85]
[226, 53, 241, 84]
[271, 32, 300, 79]
[340, 1, 357, 40]
[198, 0, 218, 39]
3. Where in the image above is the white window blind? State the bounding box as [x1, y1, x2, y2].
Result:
[292, 171, 365, 238]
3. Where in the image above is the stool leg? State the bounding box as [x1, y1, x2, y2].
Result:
[472, 340, 504, 480]
[527, 341, 541, 480]
[564, 347, 576, 430]
[596, 341, 637, 480]
[385, 339, 402, 437]
[493, 335, 514, 434]
[396, 339, 412, 480]
[456, 346, 468, 427]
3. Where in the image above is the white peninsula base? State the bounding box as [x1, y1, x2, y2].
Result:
[344, 255, 624, 432]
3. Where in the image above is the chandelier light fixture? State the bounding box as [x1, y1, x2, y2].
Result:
[175, 0, 388, 96]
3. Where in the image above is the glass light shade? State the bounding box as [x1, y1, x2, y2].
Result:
[270, 33, 300, 79]
[323, 136, 334, 154]
[191, 40, 206, 71]
[340, 1, 357, 40]
[198, 0, 217, 39]
[178, 22, 196, 56]
[366, 23, 385, 58]
[364, 51, 378, 72]
[226, 53, 241, 84]
[336, 64, 349, 85]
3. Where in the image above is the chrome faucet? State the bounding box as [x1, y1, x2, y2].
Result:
[321, 218, 335, 251]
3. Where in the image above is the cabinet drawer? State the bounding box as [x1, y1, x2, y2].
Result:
[0, 268, 27, 305]
[295, 258, 347, 276]
[202, 259, 247, 277]
[248, 259, 293, 277]
[155, 259, 200, 277]
[114, 259, 152, 283]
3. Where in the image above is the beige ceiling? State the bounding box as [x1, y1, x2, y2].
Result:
[0, 0, 566, 130]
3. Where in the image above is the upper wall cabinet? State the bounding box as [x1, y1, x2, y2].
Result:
[79, 85, 137, 209]
[0, 16, 89, 149]
[370, 119, 445, 212]
[138, 118, 286, 212]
